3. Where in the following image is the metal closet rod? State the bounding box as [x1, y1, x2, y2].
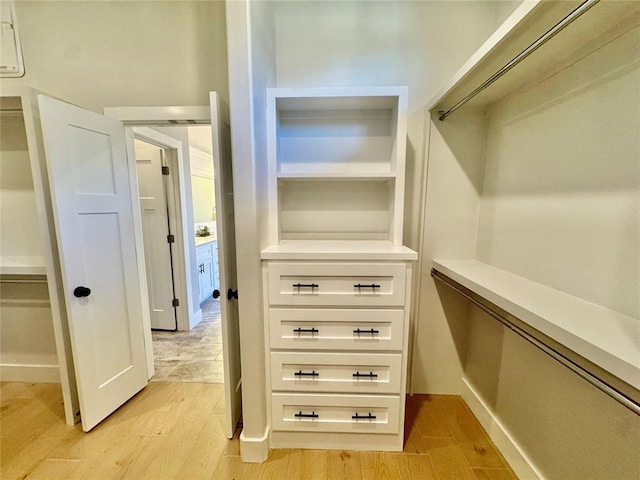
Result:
[438, 0, 601, 121]
[431, 269, 640, 417]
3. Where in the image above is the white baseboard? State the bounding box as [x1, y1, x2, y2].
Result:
[461, 377, 544, 480]
[240, 428, 270, 463]
[1, 363, 60, 383]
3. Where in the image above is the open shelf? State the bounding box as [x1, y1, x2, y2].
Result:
[277, 171, 396, 180]
[1, 97, 46, 276]
[278, 178, 394, 241]
[0, 256, 46, 275]
[267, 87, 408, 245]
[427, 0, 640, 113]
[432, 259, 639, 391]
[262, 240, 417, 261]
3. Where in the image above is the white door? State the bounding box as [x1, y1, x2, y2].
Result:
[210, 92, 242, 438]
[38, 95, 148, 432]
[134, 140, 177, 330]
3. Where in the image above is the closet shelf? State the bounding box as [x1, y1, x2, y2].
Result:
[277, 172, 395, 180]
[0, 256, 46, 275]
[426, 0, 640, 115]
[431, 260, 639, 392]
[262, 241, 417, 261]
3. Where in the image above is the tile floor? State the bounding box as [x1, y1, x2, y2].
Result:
[150, 297, 224, 383]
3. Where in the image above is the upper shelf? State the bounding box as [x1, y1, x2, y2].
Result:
[427, 0, 640, 114]
[432, 259, 639, 392]
[0, 256, 46, 276]
[262, 240, 417, 261]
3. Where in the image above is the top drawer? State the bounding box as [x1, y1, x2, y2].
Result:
[266, 262, 407, 307]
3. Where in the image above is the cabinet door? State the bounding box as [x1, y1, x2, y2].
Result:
[202, 255, 215, 299]
[211, 242, 219, 291]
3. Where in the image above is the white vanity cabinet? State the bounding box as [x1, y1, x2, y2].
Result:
[262, 87, 417, 452]
[196, 239, 218, 304]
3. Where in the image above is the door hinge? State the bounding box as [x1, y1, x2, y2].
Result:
[172, 298, 180, 307]
[161, 166, 170, 175]
[167, 234, 175, 243]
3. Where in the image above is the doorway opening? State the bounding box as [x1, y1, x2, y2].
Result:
[105, 96, 242, 439]
[132, 125, 225, 384]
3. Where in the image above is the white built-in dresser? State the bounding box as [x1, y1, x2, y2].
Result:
[261, 87, 417, 451]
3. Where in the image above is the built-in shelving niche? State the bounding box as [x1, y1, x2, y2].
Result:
[268, 88, 407, 245]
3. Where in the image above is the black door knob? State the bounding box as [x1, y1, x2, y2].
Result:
[212, 289, 220, 299]
[227, 288, 238, 300]
[73, 286, 91, 298]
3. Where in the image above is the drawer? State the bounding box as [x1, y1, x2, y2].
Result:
[271, 352, 402, 394]
[267, 262, 406, 307]
[272, 393, 400, 434]
[269, 308, 404, 351]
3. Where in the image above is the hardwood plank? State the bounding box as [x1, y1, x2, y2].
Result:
[131, 382, 202, 436]
[406, 394, 456, 437]
[403, 421, 429, 454]
[458, 437, 508, 469]
[224, 426, 241, 456]
[264, 448, 293, 480]
[360, 451, 406, 480]
[473, 467, 518, 480]
[212, 455, 246, 480]
[1, 384, 519, 480]
[122, 386, 228, 479]
[425, 437, 476, 480]
[449, 397, 487, 442]
[17, 458, 82, 480]
[403, 454, 439, 480]
[287, 449, 328, 480]
[327, 450, 362, 480]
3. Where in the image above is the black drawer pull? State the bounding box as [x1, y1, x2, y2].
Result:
[353, 371, 378, 378]
[293, 327, 319, 334]
[293, 283, 319, 290]
[294, 411, 319, 419]
[353, 328, 380, 335]
[294, 370, 319, 377]
[352, 412, 377, 420]
[354, 283, 380, 290]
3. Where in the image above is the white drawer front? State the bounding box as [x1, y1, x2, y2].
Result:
[267, 262, 406, 306]
[271, 352, 402, 394]
[269, 308, 404, 351]
[272, 393, 400, 434]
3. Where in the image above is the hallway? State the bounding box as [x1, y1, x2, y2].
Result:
[151, 298, 224, 383]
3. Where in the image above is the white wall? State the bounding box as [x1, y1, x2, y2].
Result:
[1, 1, 229, 111]
[0, 281, 59, 382]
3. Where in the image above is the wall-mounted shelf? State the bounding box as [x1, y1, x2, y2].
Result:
[262, 240, 417, 261]
[277, 172, 396, 180]
[432, 260, 639, 397]
[0, 256, 46, 276]
[427, 0, 640, 115]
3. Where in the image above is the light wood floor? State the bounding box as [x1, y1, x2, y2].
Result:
[1, 381, 518, 480]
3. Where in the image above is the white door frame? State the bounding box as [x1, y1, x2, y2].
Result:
[129, 127, 194, 336]
[103, 108, 216, 383]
